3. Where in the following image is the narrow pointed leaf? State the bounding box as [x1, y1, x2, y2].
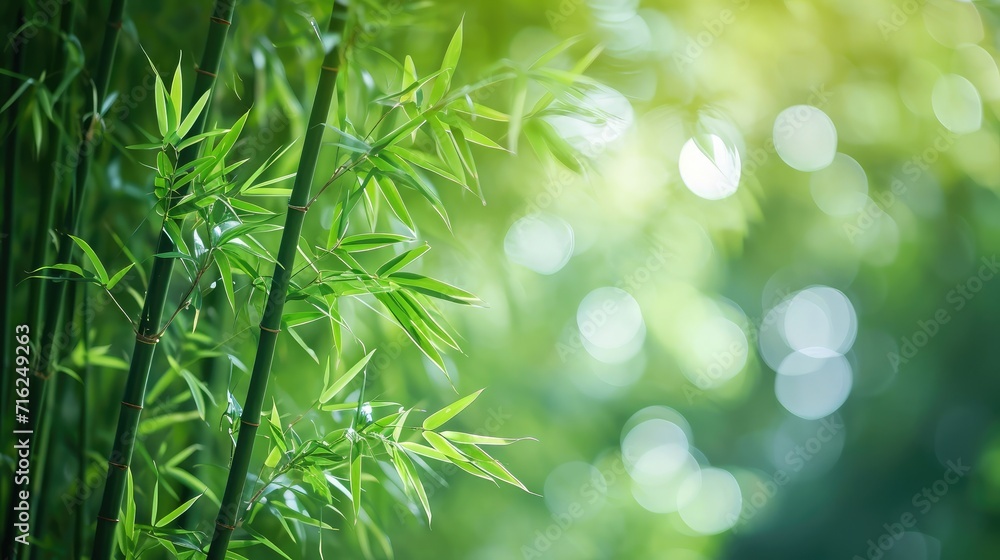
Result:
[423, 389, 484, 430]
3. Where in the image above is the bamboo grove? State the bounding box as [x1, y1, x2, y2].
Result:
[1, 0, 611, 558]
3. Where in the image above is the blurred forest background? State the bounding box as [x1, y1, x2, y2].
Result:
[2, 0, 1000, 559]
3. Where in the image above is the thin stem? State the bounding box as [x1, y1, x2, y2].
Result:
[157, 250, 216, 336]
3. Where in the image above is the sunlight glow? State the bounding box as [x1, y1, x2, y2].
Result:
[678, 135, 741, 200]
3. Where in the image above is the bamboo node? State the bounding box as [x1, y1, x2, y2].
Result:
[216, 521, 236, 531]
[259, 324, 281, 334]
[287, 203, 309, 213]
[195, 66, 217, 78]
[241, 419, 261, 427]
[210, 16, 232, 26]
[121, 401, 143, 411]
[322, 65, 339, 73]
[108, 460, 128, 471]
[136, 333, 160, 345]
[97, 515, 119, 523]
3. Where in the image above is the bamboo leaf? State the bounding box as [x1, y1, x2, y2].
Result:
[439, 431, 535, 446]
[423, 389, 484, 430]
[508, 74, 528, 153]
[375, 176, 414, 233]
[170, 54, 184, 121]
[377, 244, 429, 277]
[69, 235, 109, 285]
[176, 90, 212, 140]
[350, 442, 362, 522]
[399, 441, 450, 462]
[242, 526, 294, 560]
[388, 272, 481, 306]
[155, 494, 202, 528]
[154, 73, 169, 137]
[339, 233, 412, 253]
[106, 264, 134, 290]
[393, 446, 431, 524]
[319, 350, 375, 404]
[213, 251, 236, 312]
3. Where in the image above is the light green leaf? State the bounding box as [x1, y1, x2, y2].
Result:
[176, 90, 211, 140]
[69, 235, 109, 285]
[388, 272, 481, 306]
[155, 494, 201, 528]
[350, 442, 362, 522]
[423, 389, 484, 430]
[393, 446, 431, 524]
[340, 233, 412, 253]
[319, 350, 375, 404]
[170, 54, 183, 121]
[377, 244, 429, 277]
[399, 441, 450, 462]
[154, 73, 169, 137]
[440, 431, 534, 446]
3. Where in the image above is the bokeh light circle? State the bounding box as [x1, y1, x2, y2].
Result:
[773, 105, 838, 172]
[677, 467, 742, 534]
[775, 352, 853, 419]
[809, 153, 869, 216]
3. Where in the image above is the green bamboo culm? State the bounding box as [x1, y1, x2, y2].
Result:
[33, 0, 124, 385]
[26, 3, 126, 521]
[206, 3, 348, 557]
[0, 11, 25, 557]
[90, 2, 237, 558]
[22, 6, 79, 559]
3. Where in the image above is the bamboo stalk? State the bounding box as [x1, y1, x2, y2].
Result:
[90, 2, 238, 558]
[1, 9, 27, 558]
[27, 0, 125, 515]
[21, 7, 80, 558]
[75, 282, 91, 558]
[33, 0, 124, 383]
[206, 3, 348, 558]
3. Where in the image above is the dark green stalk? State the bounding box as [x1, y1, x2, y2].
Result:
[24, 280, 79, 560]
[28, 0, 77, 363]
[1, 10, 26, 559]
[34, 0, 124, 383]
[27, 0, 124, 519]
[75, 283, 91, 558]
[206, 4, 348, 558]
[21, 7, 79, 558]
[91, 2, 237, 558]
